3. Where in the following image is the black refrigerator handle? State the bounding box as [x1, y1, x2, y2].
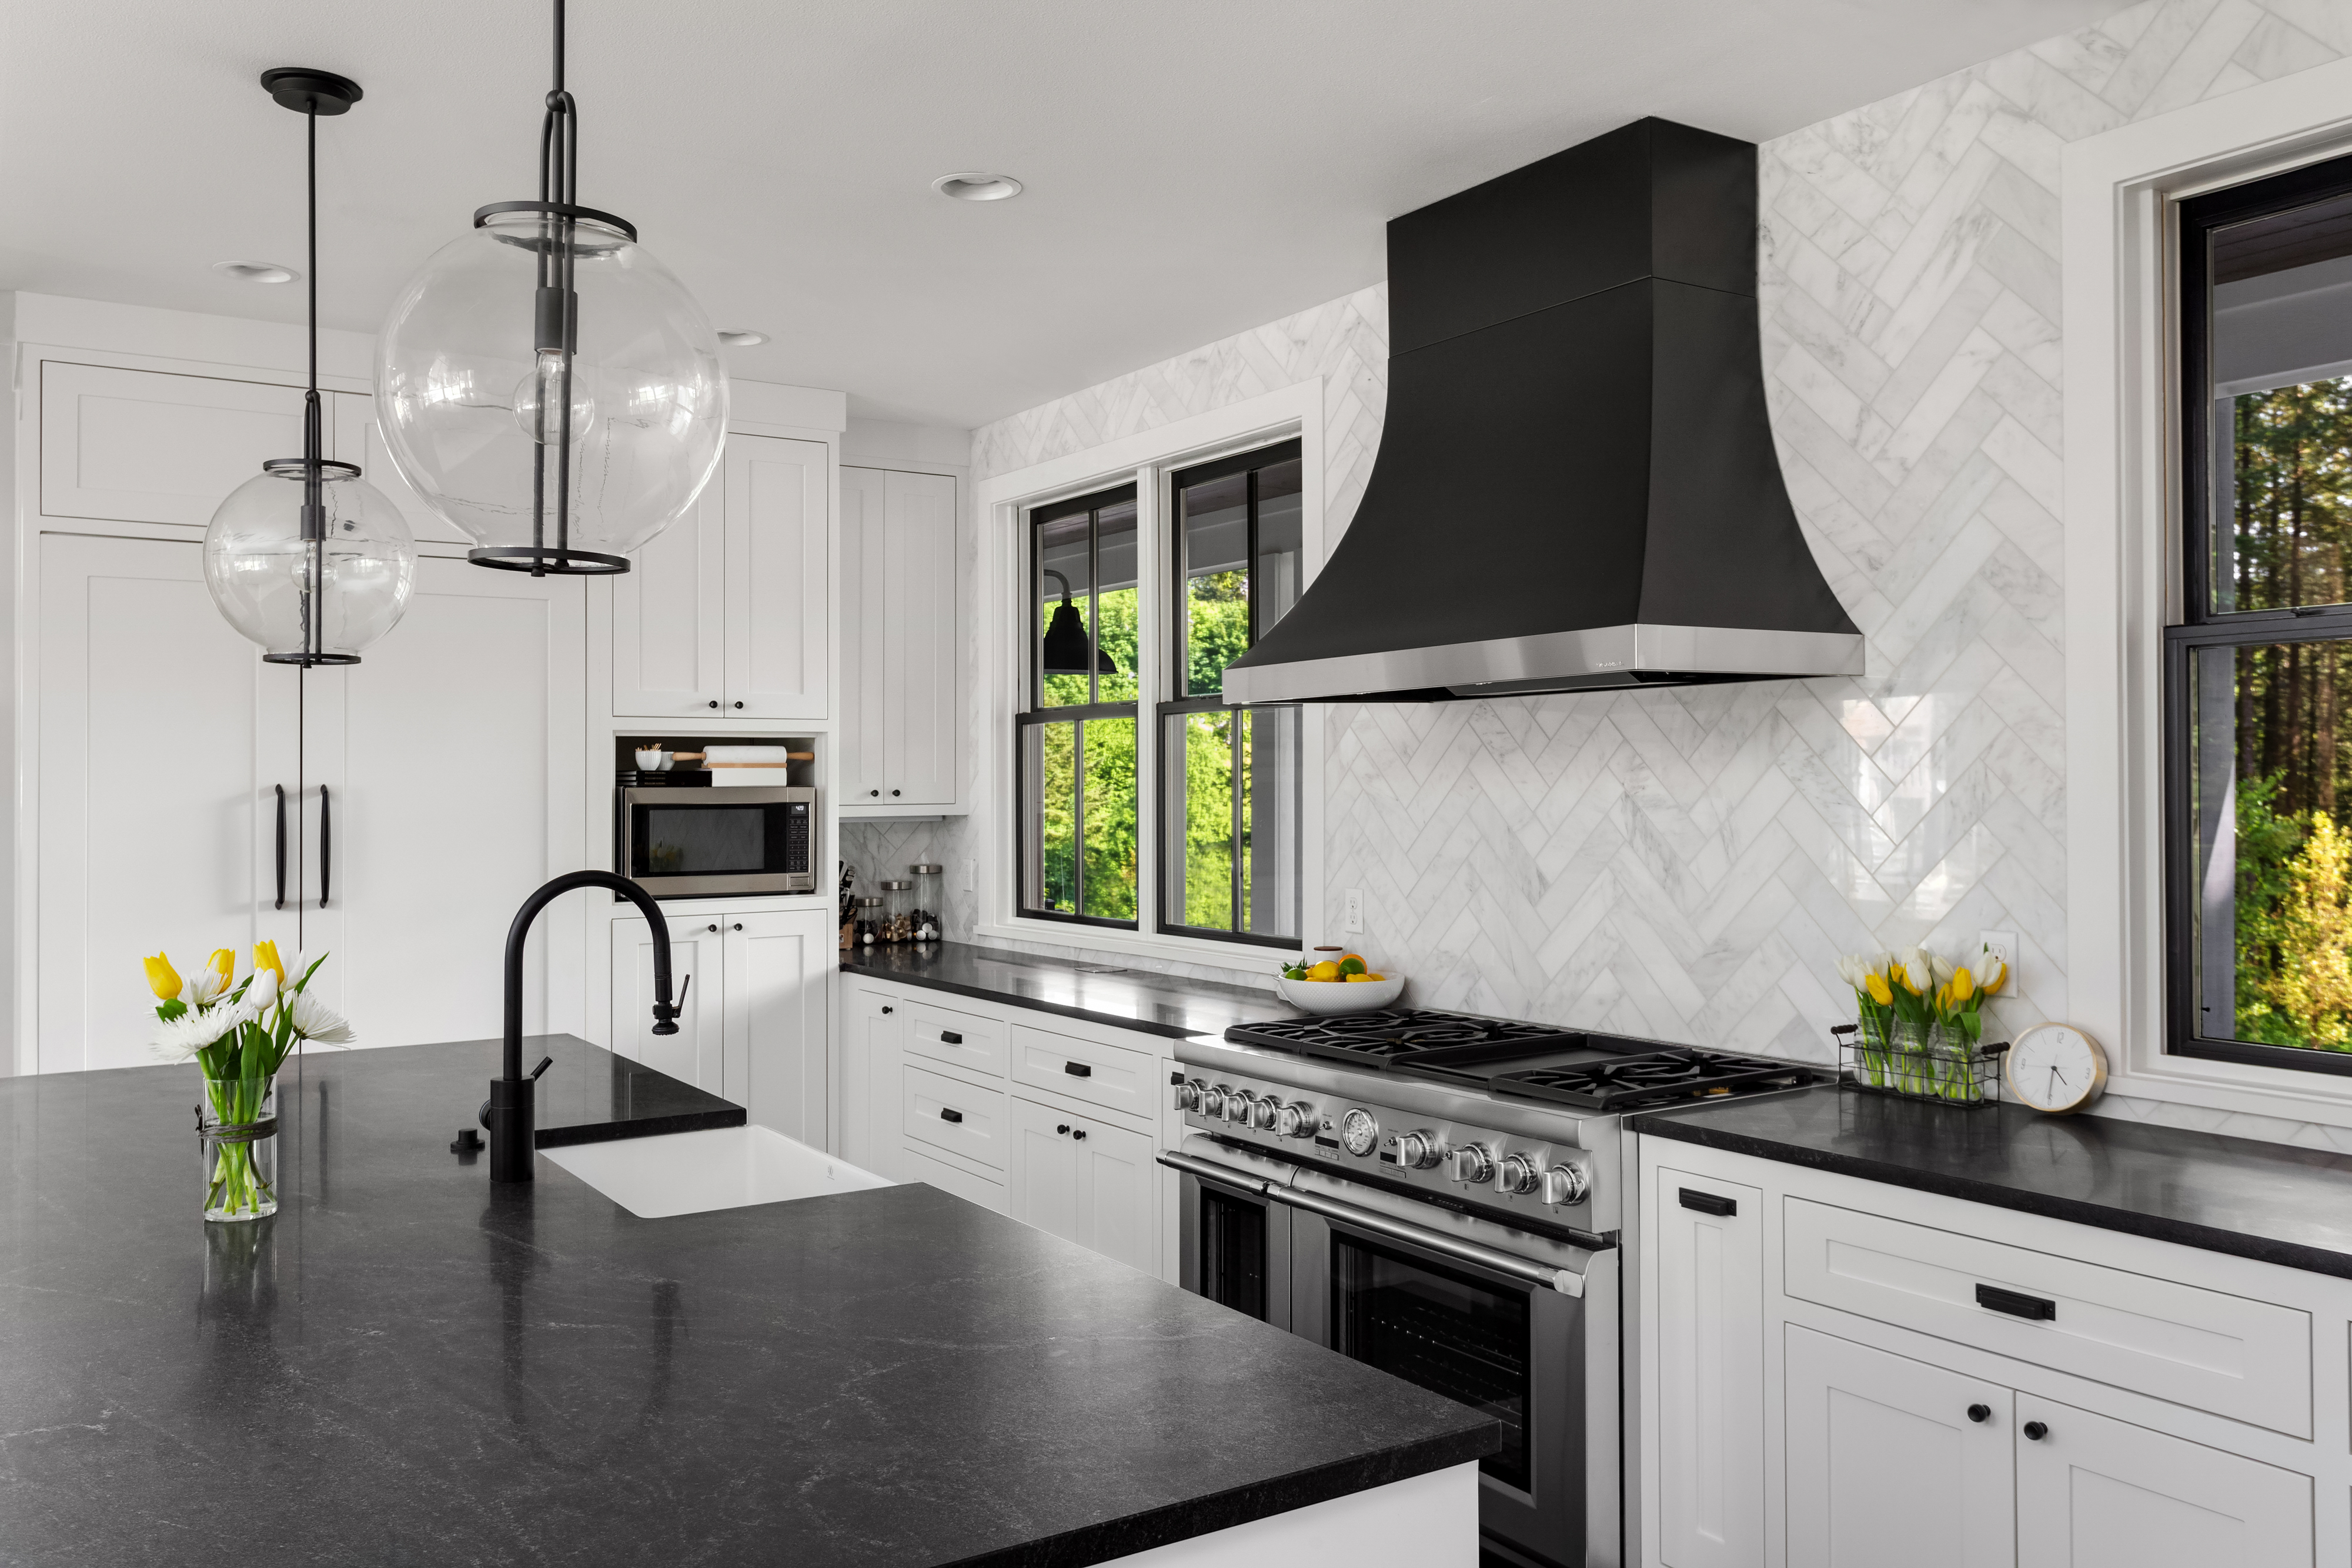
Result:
[318, 785, 331, 908]
[273, 785, 286, 911]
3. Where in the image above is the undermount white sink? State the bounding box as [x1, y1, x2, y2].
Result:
[544, 1125, 894, 1218]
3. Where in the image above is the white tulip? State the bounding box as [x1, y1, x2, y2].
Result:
[1835, 954, 1874, 988]
[289, 990, 356, 1045]
[243, 966, 279, 1014]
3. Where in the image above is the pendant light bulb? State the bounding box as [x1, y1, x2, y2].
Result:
[373, 0, 726, 575]
[204, 68, 415, 667]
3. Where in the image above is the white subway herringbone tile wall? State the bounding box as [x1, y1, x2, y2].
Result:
[971, 0, 2352, 1070]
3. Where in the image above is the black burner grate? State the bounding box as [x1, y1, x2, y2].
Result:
[1224, 1009, 1583, 1069]
[1491, 1049, 1813, 1112]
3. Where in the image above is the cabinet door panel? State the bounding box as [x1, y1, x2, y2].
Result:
[1010, 1095, 1082, 1246]
[723, 910, 828, 1145]
[41, 361, 305, 527]
[723, 433, 828, 718]
[611, 917, 721, 1092]
[843, 986, 904, 1174]
[883, 468, 958, 803]
[1074, 1115, 1156, 1273]
[35, 534, 275, 1071]
[300, 559, 582, 1049]
[1784, 1325, 2014, 1568]
[612, 486, 725, 716]
[330, 392, 470, 545]
[839, 467, 887, 803]
[1655, 1168, 1765, 1568]
[2014, 1395, 2311, 1568]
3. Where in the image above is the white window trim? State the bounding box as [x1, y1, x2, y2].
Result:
[971, 379, 1327, 969]
[2066, 53, 2352, 1126]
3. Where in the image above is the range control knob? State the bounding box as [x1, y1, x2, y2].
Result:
[1224, 1090, 1255, 1124]
[1496, 1154, 1542, 1196]
[1172, 1078, 1205, 1112]
[1396, 1131, 1446, 1171]
[1197, 1085, 1228, 1119]
[1275, 1102, 1317, 1139]
[1249, 1097, 1280, 1131]
[1540, 1163, 1591, 1206]
[1452, 1143, 1496, 1185]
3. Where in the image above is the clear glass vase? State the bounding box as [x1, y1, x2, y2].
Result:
[201, 1078, 279, 1222]
[1846, 1017, 1992, 1104]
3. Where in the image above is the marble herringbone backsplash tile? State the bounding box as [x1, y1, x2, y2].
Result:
[970, 0, 2352, 1070]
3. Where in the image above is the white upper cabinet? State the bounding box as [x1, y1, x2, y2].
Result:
[610, 484, 726, 716]
[610, 431, 829, 720]
[840, 464, 959, 810]
[330, 391, 471, 546]
[41, 361, 306, 529]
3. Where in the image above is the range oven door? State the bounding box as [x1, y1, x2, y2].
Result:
[619, 785, 815, 897]
[1174, 1138, 1297, 1332]
[1163, 1142, 1618, 1568]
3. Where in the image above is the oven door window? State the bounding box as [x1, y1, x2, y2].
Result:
[1331, 1234, 1531, 1491]
[1199, 1185, 1269, 1320]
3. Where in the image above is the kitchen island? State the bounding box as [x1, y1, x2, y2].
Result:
[0, 1037, 1496, 1566]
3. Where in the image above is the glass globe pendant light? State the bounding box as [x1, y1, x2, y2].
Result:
[206, 69, 416, 666]
[373, 0, 727, 575]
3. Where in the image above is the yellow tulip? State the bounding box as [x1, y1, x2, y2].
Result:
[1887, 961, 1905, 987]
[1865, 973, 1892, 1006]
[1982, 960, 2007, 995]
[142, 952, 182, 1001]
[209, 948, 236, 985]
[1950, 967, 1975, 1003]
[253, 940, 286, 987]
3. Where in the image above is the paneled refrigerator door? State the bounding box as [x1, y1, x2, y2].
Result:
[34, 533, 295, 1071]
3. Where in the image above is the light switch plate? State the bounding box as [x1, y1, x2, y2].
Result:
[1343, 888, 1364, 934]
[1977, 930, 2017, 990]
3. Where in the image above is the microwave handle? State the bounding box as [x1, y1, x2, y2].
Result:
[1155, 1151, 1582, 1297]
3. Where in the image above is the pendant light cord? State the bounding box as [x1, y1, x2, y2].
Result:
[528, 0, 579, 576]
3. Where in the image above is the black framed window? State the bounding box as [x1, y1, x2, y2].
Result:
[1160, 440, 1302, 945]
[1018, 484, 1139, 925]
[2170, 152, 2352, 1073]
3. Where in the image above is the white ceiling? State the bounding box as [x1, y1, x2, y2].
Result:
[2, 1, 2131, 429]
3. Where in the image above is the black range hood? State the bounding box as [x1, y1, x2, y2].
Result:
[1222, 117, 1863, 706]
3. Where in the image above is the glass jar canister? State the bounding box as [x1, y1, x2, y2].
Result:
[853, 895, 884, 947]
[878, 880, 916, 943]
[909, 864, 944, 942]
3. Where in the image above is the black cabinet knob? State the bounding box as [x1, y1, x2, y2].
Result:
[870, 790, 879, 797]
[734, 701, 744, 709]
[707, 923, 717, 932]
[880, 1005, 893, 1014]
[891, 788, 900, 797]
[733, 922, 743, 931]
[708, 700, 719, 709]
[1056, 1124, 1070, 1135]
[2022, 1420, 2048, 1442]
[1071, 1128, 1087, 1142]
[1967, 1404, 1990, 1424]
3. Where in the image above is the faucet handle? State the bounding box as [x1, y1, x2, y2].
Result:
[529, 1055, 554, 1082]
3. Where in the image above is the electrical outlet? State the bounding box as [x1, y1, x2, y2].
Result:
[1977, 930, 2017, 990]
[1343, 888, 1365, 935]
[961, 860, 975, 892]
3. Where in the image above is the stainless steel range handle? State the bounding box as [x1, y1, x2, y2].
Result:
[1156, 1151, 1583, 1298]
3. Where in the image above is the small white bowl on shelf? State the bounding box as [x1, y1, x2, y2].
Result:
[1274, 974, 1405, 1014]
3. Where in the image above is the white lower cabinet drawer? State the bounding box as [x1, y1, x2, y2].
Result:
[1783, 1198, 2312, 1437]
[904, 1001, 1007, 1078]
[1010, 1024, 1159, 1121]
[903, 1065, 1007, 1172]
[897, 1139, 1008, 1213]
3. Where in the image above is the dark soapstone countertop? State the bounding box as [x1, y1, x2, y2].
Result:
[1632, 1082, 2352, 1280]
[510, 1031, 747, 1146]
[841, 940, 1308, 1040]
[0, 1039, 1496, 1566]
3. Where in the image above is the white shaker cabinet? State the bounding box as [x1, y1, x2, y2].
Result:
[841, 985, 906, 1175]
[1652, 1169, 1765, 1568]
[38, 360, 308, 529]
[2013, 1396, 2311, 1568]
[612, 916, 724, 1092]
[840, 464, 959, 810]
[1784, 1326, 2015, 1568]
[610, 432, 829, 720]
[1008, 1094, 1158, 1275]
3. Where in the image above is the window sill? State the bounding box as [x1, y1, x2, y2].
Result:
[974, 916, 1303, 977]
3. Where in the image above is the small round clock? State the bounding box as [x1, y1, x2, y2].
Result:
[2003, 1023, 2108, 1114]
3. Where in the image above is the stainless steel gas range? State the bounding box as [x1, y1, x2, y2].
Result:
[1158, 1010, 1815, 1568]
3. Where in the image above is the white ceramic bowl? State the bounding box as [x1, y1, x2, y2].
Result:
[1274, 974, 1405, 1014]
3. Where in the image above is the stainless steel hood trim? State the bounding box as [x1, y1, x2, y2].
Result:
[1222, 621, 1865, 705]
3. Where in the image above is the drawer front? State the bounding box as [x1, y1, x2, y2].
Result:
[904, 1064, 1008, 1172]
[1784, 1198, 2311, 1437]
[905, 1002, 1007, 1078]
[1010, 1024, 1159, 1121]
[898, 1139, 1008, 1214]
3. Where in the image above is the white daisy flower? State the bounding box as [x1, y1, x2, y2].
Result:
[289, 989, 356, 1046]
[149, 998, 256, 1063]
[181, 969, 228, 1008]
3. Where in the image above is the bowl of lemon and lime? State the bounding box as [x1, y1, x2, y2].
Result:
[1273, 948, 1404, 1013]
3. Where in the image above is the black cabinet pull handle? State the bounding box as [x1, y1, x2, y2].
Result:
[1064, 1061, 1093, 1078]
[318, 785, 330, 907]
[1679, 1188, 1736, 1217]
[939, 1107, 963, 1124]
[2022, 1420, 2048, 1442]
[1072, 1128, 1087, 1141]
[273, 784, 287, 910]
[1056, 1124, 1070, 1135]
[1967, 1403, 1990, 1424]
[940, 1031, 963, 1045]
[1976, 1284, 2056, 1322]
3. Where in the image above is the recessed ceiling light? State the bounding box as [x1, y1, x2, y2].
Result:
[716, 329, 769, 348]
[932, 172, 1023, 203]
[213, 260, 299, 284]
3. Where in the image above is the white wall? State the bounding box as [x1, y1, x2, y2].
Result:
[968, 0, 2352, 1142]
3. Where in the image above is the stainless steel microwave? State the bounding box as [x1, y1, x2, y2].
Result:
[619, 785, 816, 897]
